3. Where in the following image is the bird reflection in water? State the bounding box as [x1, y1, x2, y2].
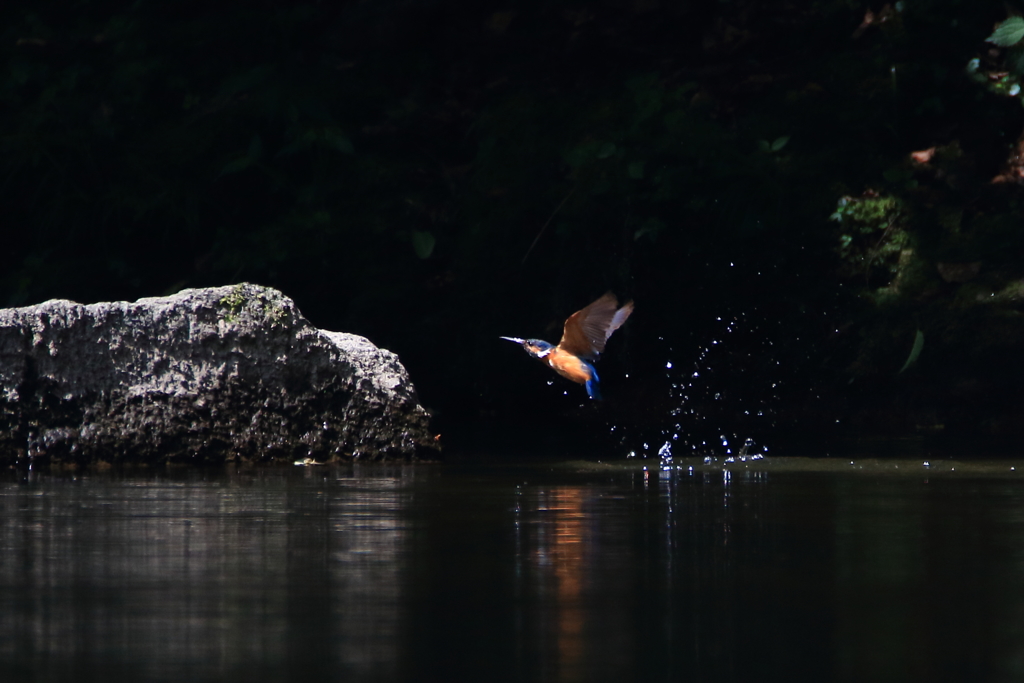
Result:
[518, 487, 590, 682]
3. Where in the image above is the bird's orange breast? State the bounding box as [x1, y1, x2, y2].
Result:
[545, 348, 594, 384]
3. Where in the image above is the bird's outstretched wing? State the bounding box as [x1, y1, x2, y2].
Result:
[558, 293, 634, 360]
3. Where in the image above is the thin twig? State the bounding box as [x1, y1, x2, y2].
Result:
[521, 184, 577, 266]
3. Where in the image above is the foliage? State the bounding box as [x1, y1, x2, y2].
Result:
[831, 192, 907, 287]
[4, 0, 1024, 441]
[986, 16, 1024, 48]
[899, 329, 924, 373]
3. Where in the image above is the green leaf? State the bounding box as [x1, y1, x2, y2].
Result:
[218, 66, 272, 98]
[411, 230, 436, 259]
[218, 157, 253, 176]
[247, 134, 263, 160]
[1009, 47, 1024, 76]
[633, 217, 665, 242]
[899, 330, 924, 373]
[565, 141, 615, 169]
[277, 140, 306, 157]
[564, 143, 595, 169]
[771, 136, 790, 152]
[597, 142, 617, 159]
[321, 127, 354, 154]
[987, 16, 1024, 48]
[627, 74, 664, 123]
[219, 135, 263, 176]
[278, 127, 353, 157]
[627, 161, 645, 179]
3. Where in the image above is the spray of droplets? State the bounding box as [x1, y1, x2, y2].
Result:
[617, 310, 782, 463]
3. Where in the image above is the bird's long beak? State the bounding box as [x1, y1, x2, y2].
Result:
[499, 336, 525, 344]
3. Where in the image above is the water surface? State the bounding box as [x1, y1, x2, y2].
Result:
[2, 457, 1023, 682]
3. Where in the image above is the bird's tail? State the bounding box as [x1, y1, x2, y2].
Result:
[585, 364, 602, 400]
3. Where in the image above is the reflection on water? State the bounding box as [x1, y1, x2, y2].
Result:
[2, 460, 1024, 682]
[520, 487, 590, 682]
[0, 466, 415, 682]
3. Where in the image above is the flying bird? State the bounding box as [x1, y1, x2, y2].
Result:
[500, 292, 634, 400]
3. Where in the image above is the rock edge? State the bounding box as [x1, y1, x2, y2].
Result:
[0, 284, 439, 466]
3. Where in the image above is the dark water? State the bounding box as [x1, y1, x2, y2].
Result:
[2, 457, 1024, 682]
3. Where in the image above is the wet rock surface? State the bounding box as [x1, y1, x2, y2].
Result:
[0, 284, 438, 466]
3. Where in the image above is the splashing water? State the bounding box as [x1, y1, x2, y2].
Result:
[611, 309, 787, 461]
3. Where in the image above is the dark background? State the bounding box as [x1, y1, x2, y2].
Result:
[4, 0, 1024, 456]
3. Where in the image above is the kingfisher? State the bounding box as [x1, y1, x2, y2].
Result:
[500, 292, 634, 400]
